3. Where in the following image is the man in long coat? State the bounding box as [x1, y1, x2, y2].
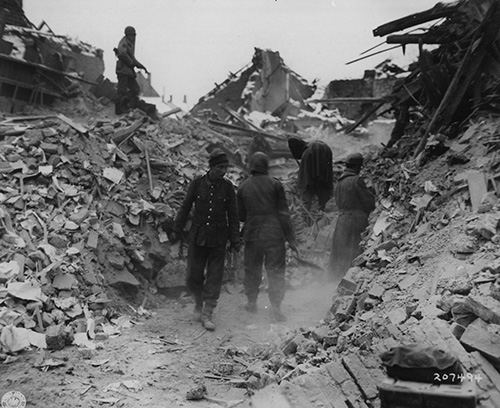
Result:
[288, 137, 333, 211]
[172, 149, 240, 330]
[329, 153, 375, 281]
[237, 152, 298, 322]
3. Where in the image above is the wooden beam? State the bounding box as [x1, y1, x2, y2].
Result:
[309, 97, 385, 104]
[344, 101, 386, 134]
[373, 1, 459, 37]
[0, 54, 97, 85]
[413, 0, 500, 159]
[387, 34, 445, 44]
[221, 105, 262, 132]
[346, 45, 402, 65]
[208, 119, 284, 142]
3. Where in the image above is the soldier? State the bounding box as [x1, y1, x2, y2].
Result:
[114, 26, 148, 114]
[237, 152, 298, 322]
[172, 149, 240, 331]
[329, 153, 375, 281]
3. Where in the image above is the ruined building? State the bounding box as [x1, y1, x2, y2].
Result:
[0, 0, 104, 111]
[190, 48, 316, 119]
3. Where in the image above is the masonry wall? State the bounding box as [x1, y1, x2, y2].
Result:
[324, 76, 397, 120]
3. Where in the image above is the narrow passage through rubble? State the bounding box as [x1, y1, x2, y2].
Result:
[0, 276, 337, 407]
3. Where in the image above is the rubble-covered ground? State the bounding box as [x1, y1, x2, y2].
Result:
[0, 92, 381, 407]
[3, 91, 500, 408]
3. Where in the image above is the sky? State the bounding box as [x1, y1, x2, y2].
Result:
[23, 0, 442, 106]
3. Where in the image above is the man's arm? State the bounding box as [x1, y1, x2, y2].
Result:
[357, 177, 376, 214]
[173, 179, 198, 233]
[227, 182, 240, 247]
[236, 188, 246, 223]
[276, 182, 296, 244]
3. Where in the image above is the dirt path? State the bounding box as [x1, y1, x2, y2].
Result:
[0, 278, 337, 408]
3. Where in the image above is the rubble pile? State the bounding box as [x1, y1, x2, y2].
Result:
[231, 114, 500, 407]
[369, 0, 500, 158]
[0, 109, 241, 355]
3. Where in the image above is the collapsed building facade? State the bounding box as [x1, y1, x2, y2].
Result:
[318, 60, 401, 121]
[0, 0, 105, 112]
[190, 48, 316, 119]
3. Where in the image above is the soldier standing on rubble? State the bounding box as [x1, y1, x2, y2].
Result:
[329, 153, 375, 281]
[114, 26, 148, 115]
[237, 152, 298, 322]
[171, 149, 240, 331]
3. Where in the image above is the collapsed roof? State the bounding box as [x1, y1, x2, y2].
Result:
[351, 0, 500, 156]
[0, 1, 104, 109]
[190, 48, 316, 119]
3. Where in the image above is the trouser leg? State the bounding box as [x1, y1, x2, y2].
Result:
[127, 77, 140, 109]
[202, 245, 226, 310]
[187, 243, 208, 307]
[264, 241, 286, 308]
[244, 241, 264, 303]
[116, 74, 129, 114]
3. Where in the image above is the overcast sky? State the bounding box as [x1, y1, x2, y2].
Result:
[23, 0, 442, 105]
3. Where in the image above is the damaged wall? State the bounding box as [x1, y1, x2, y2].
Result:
[3, 25, 104, 83]
[324, 70, 396, 120]
[246, 48, 315, 114]
[0, 0, 32, 28]
[190, 48, 315, 119]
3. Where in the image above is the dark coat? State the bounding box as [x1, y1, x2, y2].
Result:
[237, 174, 295, 244]
[115, 36, 139, 77]
[174, 174, 239, 247]
[329, 169, 375, 280]
[297, 141, 333, 198]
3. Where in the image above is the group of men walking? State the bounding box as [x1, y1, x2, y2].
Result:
[172, 150, 297, 330]
[172, 145, 375, 331]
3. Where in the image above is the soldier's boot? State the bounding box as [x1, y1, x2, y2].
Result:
[193, 297, 203, 322]
[270, 303, 287, 322]
[244, 297, 257, 313]
[201, 305, 216, 331]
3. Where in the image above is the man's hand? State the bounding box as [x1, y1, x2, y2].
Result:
[137, 64, 149, 74]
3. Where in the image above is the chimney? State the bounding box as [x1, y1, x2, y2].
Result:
[183, 95, 187, 104]
[169, 95, 173, 103]
[147, 72, 152, 85]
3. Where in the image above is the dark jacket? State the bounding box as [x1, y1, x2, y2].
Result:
[329, 169, 375, 279]
[297, 141, 333, 196]
[237, 174, 295, 244]
[174, 174, 239, 247]
[115, 36, 139, 77]
[334, 169, 375, 214]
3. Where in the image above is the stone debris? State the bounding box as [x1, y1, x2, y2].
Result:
[0, 108, 244, 355]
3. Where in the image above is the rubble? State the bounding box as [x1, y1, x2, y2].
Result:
[227, 2, 500, 405]
[0, 105, 245, 355]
